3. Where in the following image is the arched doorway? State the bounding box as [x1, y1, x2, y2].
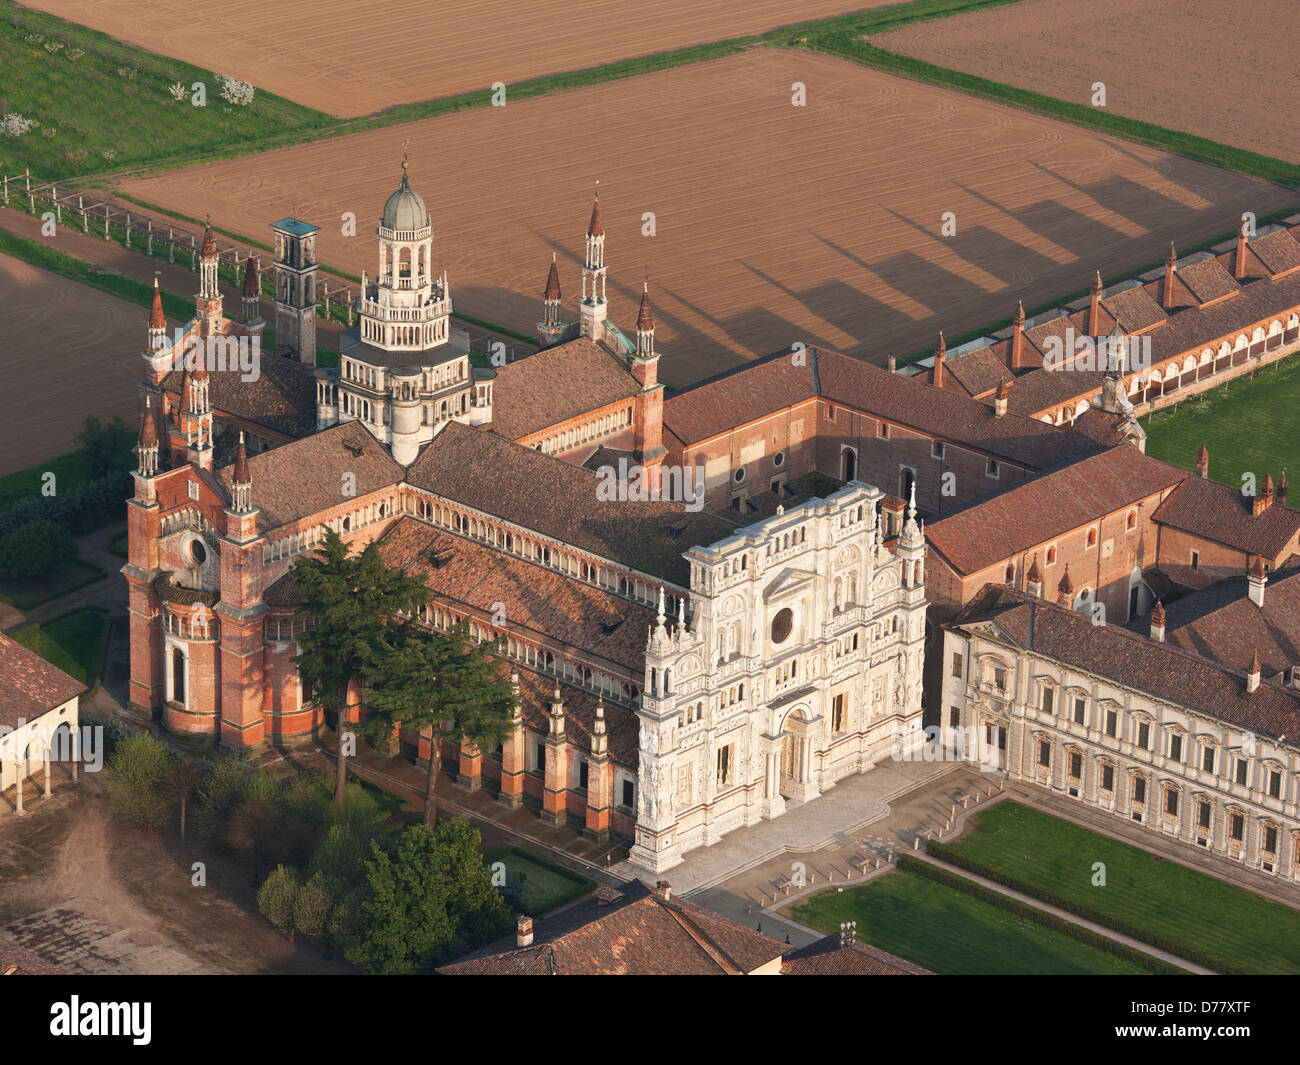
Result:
[779, 708, 812, 799]
[841, 447, 857, 482]
[900, 467, 915, 503]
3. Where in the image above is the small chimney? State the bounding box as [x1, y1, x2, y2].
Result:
[931, 332, 946, 389]
[994, 378, 1010, 418]
[1247, 647, 1261, 693]
[882, 497, 905, 538]
[516, 915, 534, 947]
[1010, 301, 1026, 371]
[1236, 218, 1249, 281]
[654, 880, 672, 901]
[1162, 242, 1177, 310]
[1149, 600, 1166, 642]
[1196, 443, 1209, 479]
[1248, 556, 1267, 607]
[1252, 474, 1275, 517]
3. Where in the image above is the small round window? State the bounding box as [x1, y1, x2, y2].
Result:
[188, 539, 208, 566]
[734, 468, 746, 484]
[774, 451, 785, 468]
[770, 608, 793, 644]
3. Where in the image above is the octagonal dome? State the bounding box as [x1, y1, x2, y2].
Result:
[382, 172, 427, 231]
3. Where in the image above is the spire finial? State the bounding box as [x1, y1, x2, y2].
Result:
[402, 137, 409, 171]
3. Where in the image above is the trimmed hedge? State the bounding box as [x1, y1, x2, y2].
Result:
[922, 842, 1238, 974]
[897, 854, 1188, 975]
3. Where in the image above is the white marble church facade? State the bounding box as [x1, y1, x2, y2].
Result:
[629, 483, 928, 872]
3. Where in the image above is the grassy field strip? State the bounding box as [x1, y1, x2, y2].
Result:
[931, 801, 1300, 975]
[1141, 355, 1300, 495]
[788, 865, 1160, 974]
[12, 607, 112, 691]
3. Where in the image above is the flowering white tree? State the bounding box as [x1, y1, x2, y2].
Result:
[1, 113, 40, 137]
[218, 76, 255, 106]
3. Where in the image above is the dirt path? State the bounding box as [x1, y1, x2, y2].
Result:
[0, 782, 350, 973]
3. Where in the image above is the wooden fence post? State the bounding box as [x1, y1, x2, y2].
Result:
[104, 204, 111, 240]
[125, 211, 131, 248]
[168, 227, 174, 263]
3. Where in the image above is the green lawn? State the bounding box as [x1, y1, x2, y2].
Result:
[0, 0, 332, 180]
[12, 607, 111, 689]
[487, 846, 594, 917]
[934, 801, 1300, 974]
[106, 527, 129, 559]
[789, 867, 1151, 974]
[1141, 355, 1300, 495]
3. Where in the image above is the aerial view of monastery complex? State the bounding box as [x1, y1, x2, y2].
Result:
[2, 0, 1299, 999]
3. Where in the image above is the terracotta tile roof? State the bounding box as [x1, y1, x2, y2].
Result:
[1102, 285, 1166, 333]
[662, 350, 818, 446]
[148, 277, 165, 330]
[375, 518, 655, 675]
[215, 420, 403, 531]
[152, 572, 219, 607]
[926, 446, 1186, 576]
[1153, 476, 1300, 559]
[953, 585, 1300, 742]
[1159, 569, 1300, 678]
[1173, 257, 1240, 305]
[943, 346, 1013, 398]
[0, 633, 85, 729]
[406, 422, 735, 585]
[815, 349, 1104, 469]
[1069, 408, 1131, 449]
[161, 354, 318, 438]
[1246, 229, 1300, 278]
[0, 937, 63, 975]
[439, 880, 786, 975]
[581, 445, 635, 471]
[1000, 366, 1105, 418]
[263, 569, 303, 607]
[636, 283, 655, 332]
[489, 337, 641, 442]
[587, 197, 602, 238]
[781, 935, 931, 975]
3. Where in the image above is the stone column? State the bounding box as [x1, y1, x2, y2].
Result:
[498, 677, 526, 808]
[14, 758, 23, 816]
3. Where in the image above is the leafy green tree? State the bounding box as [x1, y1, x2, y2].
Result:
[258, 865, 300, 945]
[194, 753, 276, 843]
[105, 732, 173, 832]
[347, 820, 511, 974]
[292, 528, 430, 803]
[365, 620, 516, 826]
[0, 519, 76, 578]
[76, 415, 135, 480]
[293, 875, 333, 941]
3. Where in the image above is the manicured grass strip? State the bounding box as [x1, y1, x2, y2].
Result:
[0, 223, 192, 318]
[0, 0, 333, 181]
[12, 607, 111, 690]
[896, 854, 1186, 974]
[932, 801, 1300, 974]
[0, 558, 107, 610]
[487, 845, 595, 917]
[789, 865, 1153, 974]
[1141, 355, 1300, 495]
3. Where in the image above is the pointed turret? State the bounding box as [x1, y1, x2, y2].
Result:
[1026, 553, 1042, 596]
[1247, 646, 1261, 693]
[635, 278, 655, 359]
[136, 397, 159, 477]
[580, 184, 608, 340]
[1057, 564, 1073, 606]
[230, 431, 253, 513]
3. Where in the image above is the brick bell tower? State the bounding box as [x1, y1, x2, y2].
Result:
[579, 187, 607, 341]
[124, 399, 164, 721]
[271, 217, 320, 364]
[631, 279, 666, 479]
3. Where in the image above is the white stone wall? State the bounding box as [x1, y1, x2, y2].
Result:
[942, 626, 1300, 884]
[630, 482, 927, 872]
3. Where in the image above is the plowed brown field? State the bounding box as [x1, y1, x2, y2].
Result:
[18, 0, 888, 117]
[116, 50, 1298, 388]
[877, 0, 1300, 165]
[0, 252, 144, 476]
